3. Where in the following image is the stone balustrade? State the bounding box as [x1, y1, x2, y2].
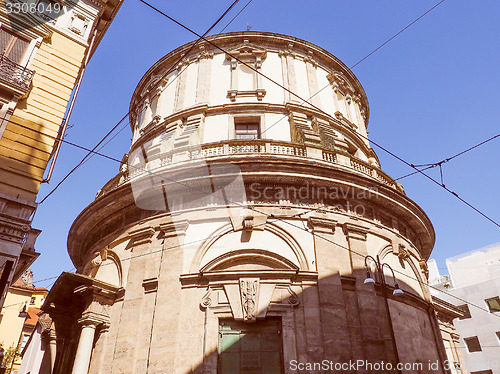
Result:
[96, 139, 402, 199]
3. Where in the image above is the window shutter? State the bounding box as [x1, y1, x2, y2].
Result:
[0, 28, 29, 64]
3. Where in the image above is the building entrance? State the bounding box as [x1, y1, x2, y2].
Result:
[218, 318, 283, 374]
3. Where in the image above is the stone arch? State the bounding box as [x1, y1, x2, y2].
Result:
[378, 244, 427, 297]
[200, 249, 299, 272]
[85, 249, 122, 287]
[189, 222, 308, 274]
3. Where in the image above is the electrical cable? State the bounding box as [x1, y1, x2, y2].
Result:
[394, 132, 500, 181]
[4, 0, 492, 318]
[35, 0, 245, 205]
[138, 0, 500, 228]
[218, 0, 253, 34]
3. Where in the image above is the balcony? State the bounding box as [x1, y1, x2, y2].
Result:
[96, 139, 404, 199]
[0, 53, 35, 96]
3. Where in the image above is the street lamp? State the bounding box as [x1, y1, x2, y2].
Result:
[363, 255, 403, 373]
[18, 303, 28, 318]
[364, 255, 403, 296]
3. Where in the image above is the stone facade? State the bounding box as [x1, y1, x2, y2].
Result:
[45, 32, 447, 373]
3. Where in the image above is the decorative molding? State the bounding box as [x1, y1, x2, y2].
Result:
[226, 39, 267, 102]
[303, 51, 318, 68]
[68, 12, 89, 36]
[159, 219, 189, 238]
[340, 275, 357, 290]
[242, 216, 254, 232]
[397, 244, 410, 260]
[90, 247, 108, 267]
[288, 111, 321, 146]
[278, 43, 295, 58]
[142, 277, 158, 294]
[74, 284, 119, 325]
[200, 287, 213, 309]
[196, 44, 214, 60]
[327, 71, 356, 95]
[285, 285, 299, 306]
[334, 111, 357, 130]
[342, 222, 369, 241]
[419, 260, 429, 279]
[239, 278, 259, 322]
[128, 227, 156, 246]
[307, 217, 337, 234]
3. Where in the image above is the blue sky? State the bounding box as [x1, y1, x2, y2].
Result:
[31, 0, 500, 287]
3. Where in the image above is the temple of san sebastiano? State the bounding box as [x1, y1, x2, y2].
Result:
[41, 32, 450, 374]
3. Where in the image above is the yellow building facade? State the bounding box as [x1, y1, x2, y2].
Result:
[0, 270, 48, 372]
[0, 0, 122, 311]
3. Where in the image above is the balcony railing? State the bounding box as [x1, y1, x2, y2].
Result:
[96, 139, 403, 199]
[0, 54, 35, 93]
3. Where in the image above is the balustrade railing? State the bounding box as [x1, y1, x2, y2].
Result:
[96, 139, 401, 198]
[0, 54, 35, 92]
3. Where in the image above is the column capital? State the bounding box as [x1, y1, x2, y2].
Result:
[77, 316, 102, 329]
[74, 285, 119, 326]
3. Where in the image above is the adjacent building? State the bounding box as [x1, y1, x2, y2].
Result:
[429, 243, 500, 374]
[0, 269, 48, 371]
[42, 31, 449, 373]
[0, 0, 123, 312]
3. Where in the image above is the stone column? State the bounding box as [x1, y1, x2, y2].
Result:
[71, 318, 100, 374]
[48, 328, 57, 371]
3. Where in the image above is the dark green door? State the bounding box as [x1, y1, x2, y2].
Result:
[218, 318, 283, 374]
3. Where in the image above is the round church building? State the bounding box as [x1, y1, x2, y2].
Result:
[44, 32, 449, 374]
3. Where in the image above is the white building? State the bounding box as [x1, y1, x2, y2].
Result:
[40, 31, 448, 374]
[429, 243, 500, 374]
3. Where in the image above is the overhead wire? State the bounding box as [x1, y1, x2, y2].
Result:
[218, 0, 253, 34]
[394, 131, 500, 181]
[8, 0, 496, 318]
[137, 0, 500, 228]
[36, 0, 245, 205]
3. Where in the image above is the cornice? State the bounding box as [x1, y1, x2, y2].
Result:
[68, 154, 434, 268]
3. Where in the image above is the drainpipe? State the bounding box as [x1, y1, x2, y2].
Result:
[43, 26, 98, 183]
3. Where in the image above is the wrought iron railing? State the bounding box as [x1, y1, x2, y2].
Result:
[96, 139, 402, 198]
[0, 54, 35, 92]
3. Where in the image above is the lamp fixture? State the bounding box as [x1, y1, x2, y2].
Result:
[18, 303, 28, 318]
[364, 269, 375, 284]
[393, 283, 404, 296]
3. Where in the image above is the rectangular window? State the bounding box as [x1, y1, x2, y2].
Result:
[218, 318, 283, 374]
[464, 336, 482, 352]
[19, 333, 30, 352]
[0, 27, 29, 64]
[457, 304, 471, 319]
[485, 296, 500, 313]
[235, 122, 260, 140]
[30, 296, 35, 304]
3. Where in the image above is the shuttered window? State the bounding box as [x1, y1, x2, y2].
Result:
[0, 28, 29, 64]
[235, 122, 260, 140]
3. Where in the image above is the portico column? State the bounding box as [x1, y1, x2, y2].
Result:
[71, 318, 100, 374]
[48, 329, 57, 372]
